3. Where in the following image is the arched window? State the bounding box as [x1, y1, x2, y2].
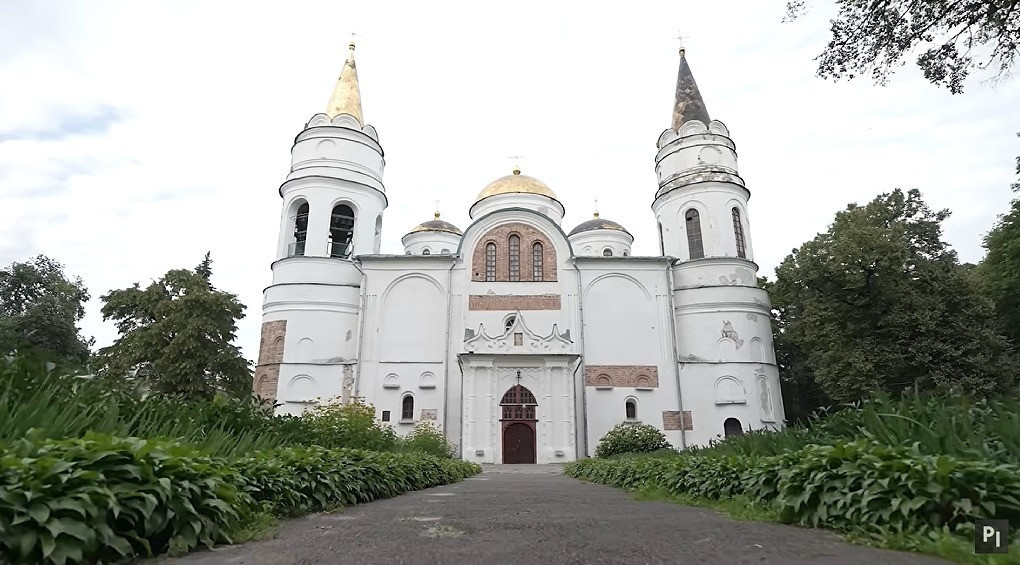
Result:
[485, 243, 496, 281]
[422, 248, 431, 255]
[508, 235, 520, 281]
[291, 202, 309, 257]
[625, 398, 637, 420]
[732, 208, 746, 259]
[603, 248, 613, 257]
[532, 242, 544, 281]
[441, 249, 450, 255]
[329, 204, 356, 259]
[504, 314, 516, 330]
[685, 209, 705, 259]
[623, 251, 629, 257]
[401, 394, 414, 421]
[723, 417, 744, 438]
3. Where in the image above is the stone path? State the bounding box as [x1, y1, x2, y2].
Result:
[164, 464, 950, 565]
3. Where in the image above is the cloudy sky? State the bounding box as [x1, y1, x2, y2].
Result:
[2, 1, 1018, 364]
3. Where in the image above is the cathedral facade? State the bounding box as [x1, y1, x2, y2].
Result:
[253, 44, 785, 464]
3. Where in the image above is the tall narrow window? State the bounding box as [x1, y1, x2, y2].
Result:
[329, 204, 356, 259]
[625, 399, 637, 420]
[532, 242, 543, 281]
[291, 202, 309, 257]
[508, 235, 520, 281]
[485, 243, 496, 281]
[685, 209, 704, 259]
[658, 221, 665, 256]
[732, 207, 746, 259]
[401, 394, 414, 421]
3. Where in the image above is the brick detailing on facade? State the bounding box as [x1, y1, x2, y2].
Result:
[471, 222, 558, 282]
[468, 294, 562, 311]
[253, 320, 287, 401]
[584, 365, 659, 388]
[662, 410, 694, 431]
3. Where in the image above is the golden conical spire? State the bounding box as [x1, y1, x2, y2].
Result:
[326, 42, 363, 124]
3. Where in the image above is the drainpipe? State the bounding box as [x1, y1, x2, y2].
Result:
[352, 257, 369, 399]
[572, 259, 590, 458]
[666, 258, 687, 449]
[442, 256, 456, 448]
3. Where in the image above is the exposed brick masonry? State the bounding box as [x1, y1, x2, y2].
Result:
[663, 411, 693, 431]
[471, 222, 558, 282]
[253, 320, 286, 402]
[584, 365, 659, 388]
[468, 294, 561, 311]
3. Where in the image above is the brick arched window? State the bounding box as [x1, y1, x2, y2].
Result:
[508, 235, 520, 281]
[532, 242, 543, 281]
[485, 243, 496, 281]
[685, 209, 704, 259]
[732, 207, 746, 259]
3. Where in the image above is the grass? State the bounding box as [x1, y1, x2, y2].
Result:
[631, 487, 1020, 564]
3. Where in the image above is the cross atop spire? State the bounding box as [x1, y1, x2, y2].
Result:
[593, 198, 600, 219]
[325, 40, 364, 124]
[508, 155, 525, 175]
[671, 47, 710, 129]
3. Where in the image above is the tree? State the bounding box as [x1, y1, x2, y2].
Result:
[0, 255, 93, 366]
[96, 255, 251, 399]
[772, 188, 1015, 402]
[195, 251, 213, 281]
[786, 0, 1020, 93]
[979, 142, 1020, 345]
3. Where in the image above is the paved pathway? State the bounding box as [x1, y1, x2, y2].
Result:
[166, 464, 949, 565]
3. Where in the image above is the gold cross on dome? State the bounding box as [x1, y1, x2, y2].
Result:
[507, 155, 525, 173]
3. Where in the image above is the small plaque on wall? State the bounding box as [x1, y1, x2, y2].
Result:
[421, 409, 438, 421]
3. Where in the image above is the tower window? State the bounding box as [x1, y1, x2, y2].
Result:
[532, 242, 544, 281]
[329, 204, 356, 259]
[401, 394, 414, 421]
[625, 398, 637, 420]
[603, 248, 613, 257]
[290, 202, 309, 257]
[485, 242, 496, 281]
[508, 235, 520, 281]
[685, 209, 705, 259]
[658, 221, 665, 256]
[732, 208, 746, 259]
[422, 248, 431, 255]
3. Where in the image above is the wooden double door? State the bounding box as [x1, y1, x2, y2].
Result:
[500, 384, 537, 464]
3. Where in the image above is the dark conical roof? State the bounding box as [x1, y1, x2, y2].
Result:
[671, 49, 710, 129]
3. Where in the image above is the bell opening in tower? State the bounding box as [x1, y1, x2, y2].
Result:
[329, 204, 356, 259]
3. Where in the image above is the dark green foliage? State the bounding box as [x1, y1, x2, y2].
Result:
[0, 434, 250, 564]
[567, 441, 1020, 538]
[594, 423, 673, 458]
[0, 255, 93, 367]
[772, 189, 1016, 402]
[235, 446, 480, 516]
[301, 398, 399, 452]
[398, 422, 457, 458]
[979, 145, 1020, 348]
[0, 433, 481, 564]
[97, 262, 251, 400]
[785, 0, 1020, 93]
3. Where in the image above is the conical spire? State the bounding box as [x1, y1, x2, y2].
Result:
[670, 48, 710, 129]
[326, 42, 363, 124]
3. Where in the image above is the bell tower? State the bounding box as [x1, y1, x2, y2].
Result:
[653, 49, 786, 439]
[253, 43, 387, 414]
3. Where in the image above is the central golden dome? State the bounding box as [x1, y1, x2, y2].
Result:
[474, 169, 559, 203]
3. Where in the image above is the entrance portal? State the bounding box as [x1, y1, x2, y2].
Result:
[500, 384, 537, 464]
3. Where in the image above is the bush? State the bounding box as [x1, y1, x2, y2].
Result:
[302, 397, 398, 452]
[399, 422, 457, 458]
[594, 423, 673, 458]
[0, 433, 482, 564]
[0, 433, 252, 564]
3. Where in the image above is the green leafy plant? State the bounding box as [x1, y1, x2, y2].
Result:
[301, 397, 398, 451]
[398, 422, 456, 458]
[594, 423, 673, 458]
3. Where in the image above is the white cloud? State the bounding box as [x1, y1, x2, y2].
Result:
[1, 0, 1017, 363]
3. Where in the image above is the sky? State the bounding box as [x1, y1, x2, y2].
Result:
[1, 1, 1018, 365]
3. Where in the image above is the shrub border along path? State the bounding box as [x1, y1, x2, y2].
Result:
[0, 433, 480, 564]
[566, 440, 1020, 563]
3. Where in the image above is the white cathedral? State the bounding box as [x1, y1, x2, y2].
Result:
[253, 43, 786, 464]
